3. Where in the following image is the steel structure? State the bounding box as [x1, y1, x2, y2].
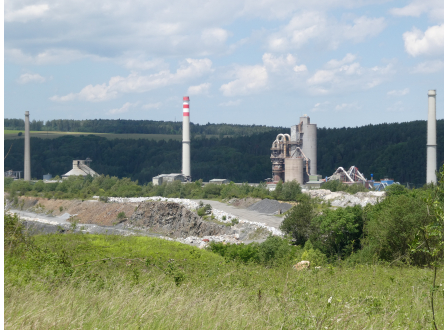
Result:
[327, 166, 371, 188]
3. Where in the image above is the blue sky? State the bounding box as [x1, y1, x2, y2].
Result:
[4, 0, 444, 128]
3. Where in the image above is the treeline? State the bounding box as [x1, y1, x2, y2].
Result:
[4, 118, 282, 136]
[4, 175, 303, 202]
[4, 120, 444, 184]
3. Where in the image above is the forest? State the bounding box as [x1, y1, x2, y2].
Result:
[4, 119, 444, 185]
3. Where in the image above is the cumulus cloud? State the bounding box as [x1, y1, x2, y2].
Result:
[108, 102, 138, 114]
[187, 83, 210, 95]
[50, 58, 213, 102]
[220, 65, 268, 97]
[403, 24, 444, 57]
[219, 99, 241, 107]
[410, 60, 444, 74]
[387, 88, 409, 96]
[306, 53, 393, 94]
[5, 48, 105, 65]
[267, 12, 386, 52]
[17, 73, 46, 84]
[5, 4, 49, 23]
[390, 0, 443, 22]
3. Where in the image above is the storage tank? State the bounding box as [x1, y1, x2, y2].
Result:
[43, 173, 52, 180]
[285, 158, 303, 184]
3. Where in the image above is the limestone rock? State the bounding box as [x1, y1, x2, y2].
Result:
[128, 201, 231, 238]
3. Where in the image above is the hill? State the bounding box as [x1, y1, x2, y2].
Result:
[4, 120, 444, 185]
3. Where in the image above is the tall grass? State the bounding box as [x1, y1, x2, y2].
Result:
[5, 233, 443, 329]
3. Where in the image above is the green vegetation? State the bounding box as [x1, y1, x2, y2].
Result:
[4, 119, 444, 185]
[321, 179, 369, 193]
[5, 175, 274, 201]
[4, 211, 444, 329]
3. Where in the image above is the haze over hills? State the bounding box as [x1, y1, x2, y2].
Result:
[4, 119, 444, 185]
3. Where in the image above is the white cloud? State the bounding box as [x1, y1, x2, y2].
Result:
[386, 101, 405, 112]
[219, 99, 241, 107]
[120, 56, 168, 71]
[201, 28, 229, 45]
[108, 102, 138, 114]
[266, 12, 385, 52]
[17, 73, 46, 84]
[335, 102, 361, 112]
[142, 102, 162, 109]
[5, 4, 49, 23]
[403, 24, 444, 57]
[306, 54, 394, 94]
[220, 65, 268, 97]
[187, 83, 210, 95]
[311, 101, 330, 112]
[387, 88, 409, 96]
[410, 60, 444, 74]
[50, 58, 213, 102]
[390, 0, 443, 22]
[5, 48, 105, 65]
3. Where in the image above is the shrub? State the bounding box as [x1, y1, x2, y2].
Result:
[280, 195, 316, 246]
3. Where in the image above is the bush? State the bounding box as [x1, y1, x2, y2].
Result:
[280, 195, 316, 246]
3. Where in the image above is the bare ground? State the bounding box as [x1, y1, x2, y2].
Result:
[10, 196, 138, 226]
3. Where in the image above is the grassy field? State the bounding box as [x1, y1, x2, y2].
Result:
[4, 130, 183, 141]
[5, 232, 443, 329]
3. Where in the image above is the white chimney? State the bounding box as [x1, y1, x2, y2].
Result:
[182, 96, 191, 180]
[24, 111, 31, 181]
[426, 90, 437, 185]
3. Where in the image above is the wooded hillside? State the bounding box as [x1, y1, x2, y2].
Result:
[4, 120, 444, 185]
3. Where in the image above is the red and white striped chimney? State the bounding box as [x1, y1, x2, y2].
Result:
[182, 96, 191, 179]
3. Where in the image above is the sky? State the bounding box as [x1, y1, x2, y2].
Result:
[4, 0, 445, 128]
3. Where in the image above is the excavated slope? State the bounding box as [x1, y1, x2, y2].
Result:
[128, 201, 232, 238]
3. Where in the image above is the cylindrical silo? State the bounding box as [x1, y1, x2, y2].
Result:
[24, 111, 31, 181]
[426, 90, 437, 184]
[285, 158, 303, 184]
[182, 96, 191, 179]
[300, 115, 317, 176]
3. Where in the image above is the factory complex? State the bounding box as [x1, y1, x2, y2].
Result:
[9, 90, 438, 190]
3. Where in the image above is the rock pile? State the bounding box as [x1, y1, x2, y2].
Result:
[303, 190, 385, 207]
[127, 201, 232, 238]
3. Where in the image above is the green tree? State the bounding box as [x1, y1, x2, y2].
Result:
[280, 195, 316, 246]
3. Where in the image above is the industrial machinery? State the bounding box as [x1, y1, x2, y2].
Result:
[270, 115, 317, 184]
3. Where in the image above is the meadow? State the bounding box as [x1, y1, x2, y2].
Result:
[4, 223, 444, 329]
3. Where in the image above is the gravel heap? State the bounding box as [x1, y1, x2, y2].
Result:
[247, 199, 292, 214]
[107, 196, 282, 236]
[303, 190, 386, 207]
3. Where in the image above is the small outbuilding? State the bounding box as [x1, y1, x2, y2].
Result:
[62, 159, 99, 179]
[152, 173, 186, 186]
[209, 179, 230, 185]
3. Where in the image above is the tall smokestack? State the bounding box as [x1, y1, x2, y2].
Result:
[24, 111, 31, 181]
[426, 90, 437, 185]
[182, 96, 191, 180]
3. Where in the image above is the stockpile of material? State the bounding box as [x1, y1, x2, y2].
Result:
[247, 199, 292, 214]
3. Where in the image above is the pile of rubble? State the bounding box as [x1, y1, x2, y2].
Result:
[303, 190, 386, 207]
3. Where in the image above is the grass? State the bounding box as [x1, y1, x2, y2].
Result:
[5, 233, 444, 329]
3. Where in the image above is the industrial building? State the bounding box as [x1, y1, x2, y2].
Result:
[270, 114, 318, 184]
[152, 174, 185, 186]
[62, 158, 98, 179]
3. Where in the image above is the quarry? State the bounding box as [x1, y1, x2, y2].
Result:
[5, 189, 385, 247]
